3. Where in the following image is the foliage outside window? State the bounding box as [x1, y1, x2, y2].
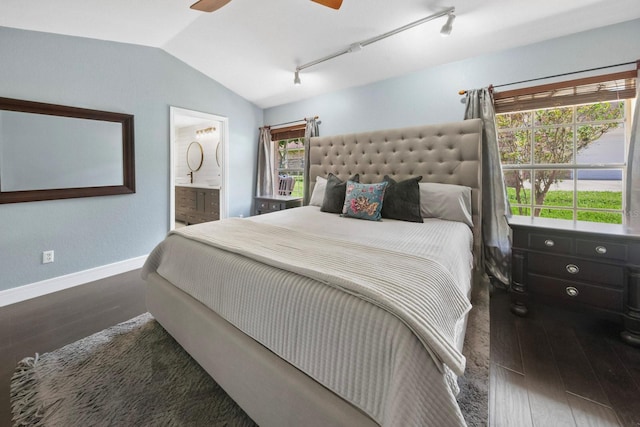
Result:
[275, 137, 304, 198]
[497, 100, 630, 224]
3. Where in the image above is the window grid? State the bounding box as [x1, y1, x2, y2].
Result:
[498, 102, 627, 224]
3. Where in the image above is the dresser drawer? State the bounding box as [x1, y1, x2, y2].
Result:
[528, 273, 623, 312]
[529, 233, 572, 254]
[528, 253, 623, 288]
[575, 239, 627, 262]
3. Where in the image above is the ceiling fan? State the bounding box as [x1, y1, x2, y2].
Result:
[190, 0, 343, 12]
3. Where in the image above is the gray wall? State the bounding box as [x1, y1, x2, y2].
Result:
[0, 27, 262, 291]
[264, 19, 640, 138]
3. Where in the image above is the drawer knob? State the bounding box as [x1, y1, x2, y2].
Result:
[595, 245, 607, 255]
[566, 264, 580, 274]
[566, 286, 579, 297]
[544, 239, 555, 247]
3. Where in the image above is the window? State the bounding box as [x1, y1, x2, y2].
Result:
[495, 70, 637, 225]
[275, 137, 304, 198]
[269, 124, 306, 198]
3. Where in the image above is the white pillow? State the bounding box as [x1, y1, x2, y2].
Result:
[419, 182, 473, 227]
[309, 176, 327, 207]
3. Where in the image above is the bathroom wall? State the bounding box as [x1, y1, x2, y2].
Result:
[175, 124, 222, 187]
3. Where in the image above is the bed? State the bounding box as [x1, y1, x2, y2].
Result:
[142, 118, 483, 427]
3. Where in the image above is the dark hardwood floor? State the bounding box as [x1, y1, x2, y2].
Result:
[0, 270, 147, 427]
[491, 289, 640, 427]
[2, 271, 639, 426]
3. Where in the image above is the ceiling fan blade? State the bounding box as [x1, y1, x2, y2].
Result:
[190, 0, 232, 12]
[311, 0, 343, 10]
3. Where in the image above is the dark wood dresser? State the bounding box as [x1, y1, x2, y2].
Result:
[175, 185, 220, 225]
[509, 216, 640, 346]
[254, 195, 302, 215]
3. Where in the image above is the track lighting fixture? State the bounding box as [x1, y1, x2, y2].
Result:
[440, 12, 455, 37]
[293, 6, 455, 85]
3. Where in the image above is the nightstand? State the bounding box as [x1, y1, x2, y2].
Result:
[508, 216, 640, 346]
[254, 195, 303, 215]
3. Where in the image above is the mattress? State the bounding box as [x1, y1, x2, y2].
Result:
[142, 206, 475, 426]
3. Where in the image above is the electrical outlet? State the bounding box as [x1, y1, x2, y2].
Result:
[42, 250, 54, 264]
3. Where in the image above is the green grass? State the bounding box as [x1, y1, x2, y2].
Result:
[507, 188, 623, 224]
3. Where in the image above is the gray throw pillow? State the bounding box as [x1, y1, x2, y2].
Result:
[320, 173, 360, 213]
[381, 175, 423, 223]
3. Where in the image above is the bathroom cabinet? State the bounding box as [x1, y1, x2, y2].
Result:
[175, 185, 219, 225]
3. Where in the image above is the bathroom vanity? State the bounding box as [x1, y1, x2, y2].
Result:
[175, 184, 220, 225]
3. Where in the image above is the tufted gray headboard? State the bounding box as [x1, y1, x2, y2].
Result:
[304, 119, 483, 261]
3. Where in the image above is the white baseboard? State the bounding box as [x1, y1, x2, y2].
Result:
[0, 255, 148, 307]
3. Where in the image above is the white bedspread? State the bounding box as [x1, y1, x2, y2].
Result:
[143, 206, 475, 426]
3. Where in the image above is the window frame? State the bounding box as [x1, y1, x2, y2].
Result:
[497, 100, 632, 224]
[274, 136, 305, 198]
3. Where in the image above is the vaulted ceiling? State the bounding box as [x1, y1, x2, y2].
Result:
[1, 0, 638, 108]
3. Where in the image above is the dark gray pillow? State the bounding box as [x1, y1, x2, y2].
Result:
[320, 173, 360, 213]
[381, 175, 423, 223]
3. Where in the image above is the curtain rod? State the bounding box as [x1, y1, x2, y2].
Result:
[260, 116, 319, 130]
[457, 60, 639, 95]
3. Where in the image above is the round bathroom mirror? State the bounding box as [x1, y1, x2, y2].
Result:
[187, 141, 204, 171]
[215, 142, 221, 167]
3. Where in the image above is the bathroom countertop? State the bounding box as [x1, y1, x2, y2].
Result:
[175, 183, 221, 190]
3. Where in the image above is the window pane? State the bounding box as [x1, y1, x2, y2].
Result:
[538, 208, 574, 220]
[576, 101, 624, 122]
[534, 126, 574, 164]
[577, 211, 622, 224]
[532, 169, 573, 207]
[285, 170, 304, 198]
[535, 107, 573, 126]
[575, 125, 625, 164]
[504, 170, 531, 206]
[576, 172, 622, 210]
[498, 130, 531, 165]
[496, 112, 532, 129]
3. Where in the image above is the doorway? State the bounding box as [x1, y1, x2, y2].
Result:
[170, 106, 229, 230]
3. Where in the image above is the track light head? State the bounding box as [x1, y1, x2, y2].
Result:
[294, 69, 301, 85]
[440, 12, 455, 37]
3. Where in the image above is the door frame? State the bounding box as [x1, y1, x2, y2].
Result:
[169, 106, 229, 230]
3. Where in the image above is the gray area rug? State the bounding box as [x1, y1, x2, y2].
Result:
[457, 280, 490, 427]
[11, 286, 489, 427]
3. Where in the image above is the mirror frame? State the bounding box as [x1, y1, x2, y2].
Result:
[186, 141, 204, 172]
[0, 97, 135, 204]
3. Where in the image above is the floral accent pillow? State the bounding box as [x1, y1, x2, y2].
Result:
[342, 181, 388, 221]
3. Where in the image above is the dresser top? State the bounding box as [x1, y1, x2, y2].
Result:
[255, 195, 302, 202]
[508, 216, 640, 238]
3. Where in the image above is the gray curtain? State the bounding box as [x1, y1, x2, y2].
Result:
[464, 88, 512, 285]
[256, 127, 274, 197]
[303, 117, 320, 205]
[625, 71, 640, 232]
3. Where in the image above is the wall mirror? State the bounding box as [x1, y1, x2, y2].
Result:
[0, 97, 135, 204]
[187, 141, 204, 172]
